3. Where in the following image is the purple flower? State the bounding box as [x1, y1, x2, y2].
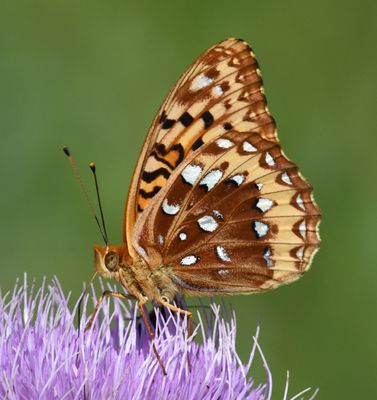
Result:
[0, 275, 318, 399]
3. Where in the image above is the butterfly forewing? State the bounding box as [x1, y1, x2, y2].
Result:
[124, 39, 277, 257]
[127, 38, 320, 295]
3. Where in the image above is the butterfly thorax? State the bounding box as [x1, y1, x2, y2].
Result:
[94, 244, 178, 303]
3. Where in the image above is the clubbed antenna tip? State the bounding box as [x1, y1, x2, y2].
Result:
[63, 146, 71, 157]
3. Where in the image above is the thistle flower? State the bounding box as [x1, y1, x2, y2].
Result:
[0, 275, 318, 399]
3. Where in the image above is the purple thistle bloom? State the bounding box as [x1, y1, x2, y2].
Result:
[0, 275, 318, 399]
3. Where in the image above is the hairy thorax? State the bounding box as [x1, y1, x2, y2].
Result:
[94, 244, 178, 303]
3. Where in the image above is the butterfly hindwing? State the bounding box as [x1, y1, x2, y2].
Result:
[131, 128, 320, 294]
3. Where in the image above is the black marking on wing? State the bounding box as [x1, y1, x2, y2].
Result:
[150, 150, 175, 170]
[150, 143, 185, 169]
[162, 119, 176, 129]
[191, 136, 204, 151]
[179, 112, 194, 127]
[201, 111, 214, 129]
[225, 178, 240, 188]
[139, 186, 162, 199]
[154, 143, 184, 168]
[142, 168, 171, 183]
[174, 143, 185, 167]
[159, 110, 167, 124]
[223, 122, 233, 131]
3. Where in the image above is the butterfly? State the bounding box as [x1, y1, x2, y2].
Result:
[85, 38, 321, 374]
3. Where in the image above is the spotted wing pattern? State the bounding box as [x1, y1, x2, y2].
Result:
[132, 127, 321, 295]
[124, 38, 276, 257]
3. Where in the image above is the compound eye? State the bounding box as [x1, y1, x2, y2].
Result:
[104, 251, 119, 272]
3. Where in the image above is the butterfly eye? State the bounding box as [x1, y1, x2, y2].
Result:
[104, 251, 119, 272]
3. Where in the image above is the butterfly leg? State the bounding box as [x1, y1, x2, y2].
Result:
[137, 300, 167, 376]
[85, 290, 135, 331]
[159, 297, 193, 372]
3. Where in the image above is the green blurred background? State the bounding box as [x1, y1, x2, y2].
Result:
[1, 0, 376, 397]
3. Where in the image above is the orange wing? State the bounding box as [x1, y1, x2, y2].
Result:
[131, 128, 321, 295]
[124, 38, 276, 260]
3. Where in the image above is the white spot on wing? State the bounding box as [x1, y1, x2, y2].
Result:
[296, 193, 305, 210]
[198, 215, 219, 232]
[157, 235, 164, 245]
[191, 74, 213, 91]
[182, 164, 202, 186]
[299, 220, 307, 238]
[263, 247, 273, 267]
[218, 269, 229, 276]
[199, 169, 223, 191]
[136, 245, 147, 258]
[216, 138, 233, 149]
[213, 85, 223, 96]
[296, 246, 304, 260]
[243, 141, 257, 152]
[255, 198, 274, 213]
[281, 172, 292, 185]
[179, 232, 187, 241]
[253, 221, 269, 238]
[216, 246, 231, 262]
[162, 199, 180, 215]
[180, 255, 199, 266]
[255, 182, 264, 190]
[229, 174, 245, 186]
[265, 152, 276, 166]
[213, 209, 223, 219]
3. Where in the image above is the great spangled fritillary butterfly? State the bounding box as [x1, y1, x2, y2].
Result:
[86, 38, 321, 373]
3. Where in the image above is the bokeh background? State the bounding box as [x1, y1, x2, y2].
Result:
[1, 0, 376, 398]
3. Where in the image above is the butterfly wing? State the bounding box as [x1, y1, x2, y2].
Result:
[124, 38, 276, 259]
[127, 38, 321, 295]
[132, 127, 320, 295]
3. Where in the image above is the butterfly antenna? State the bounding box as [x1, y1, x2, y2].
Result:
[89, 162, 109, 245]
[63, 146, 108, 245]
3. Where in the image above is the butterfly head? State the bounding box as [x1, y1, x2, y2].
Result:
[94, 244, 129, 278]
